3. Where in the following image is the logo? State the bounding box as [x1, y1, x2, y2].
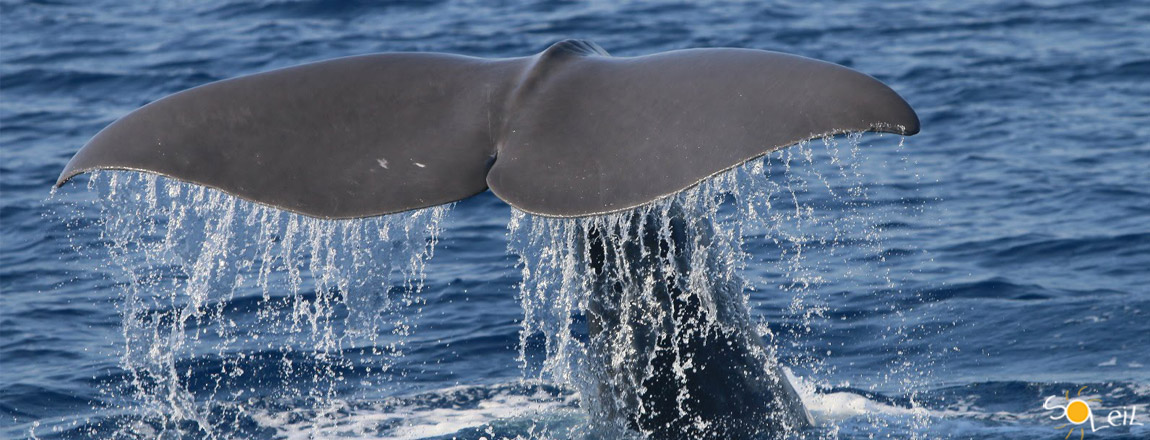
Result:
[1043, 386, 1142, 439]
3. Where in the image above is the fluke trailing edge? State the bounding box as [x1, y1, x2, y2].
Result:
[56, 40, 919, 218]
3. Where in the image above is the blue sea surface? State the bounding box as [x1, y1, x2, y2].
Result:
[2, 0, 1149, 439]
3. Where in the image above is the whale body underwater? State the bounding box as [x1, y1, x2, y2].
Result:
[56, 40, 919, 438]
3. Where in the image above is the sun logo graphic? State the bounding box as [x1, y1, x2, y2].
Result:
[1043, 386, 1143, 439]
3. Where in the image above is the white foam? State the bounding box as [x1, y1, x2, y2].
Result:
[250, 383, 578, 440]
[787, 370, 923, 425]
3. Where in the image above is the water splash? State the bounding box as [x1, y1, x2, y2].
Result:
[63, 133, 934, 439]
[508, 134, 934, 438]
[81, 171, 451, 438]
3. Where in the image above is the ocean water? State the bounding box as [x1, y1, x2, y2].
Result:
[2, 0, 1149, 439]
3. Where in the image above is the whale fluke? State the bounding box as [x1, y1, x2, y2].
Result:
[56, 40, 918, 218]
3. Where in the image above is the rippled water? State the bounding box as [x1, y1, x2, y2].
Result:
[2, 0, 1149, 439]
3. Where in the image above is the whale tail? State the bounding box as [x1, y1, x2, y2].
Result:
[56, 40, 918, 218]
